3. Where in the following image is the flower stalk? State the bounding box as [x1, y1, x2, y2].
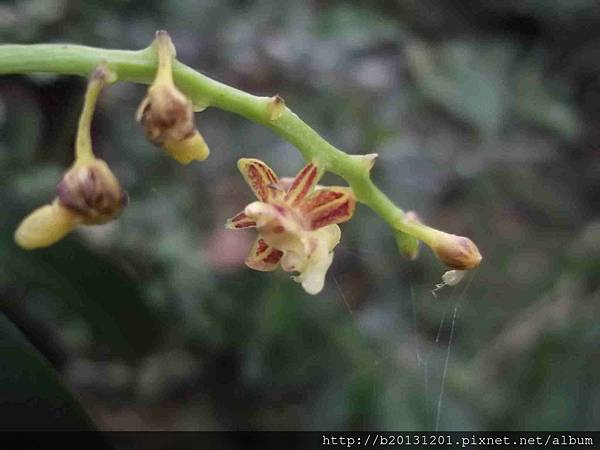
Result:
[0, 41, 481, 270]
[75, 64, 115, 163]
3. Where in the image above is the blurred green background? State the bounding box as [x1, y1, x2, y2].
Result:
[1, 0, 599, 431]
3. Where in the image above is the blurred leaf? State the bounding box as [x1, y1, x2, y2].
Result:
[3, 235, 162, 361]
[0, 312, 95, 430]
[515, 64, 580, 139]
[407, 40, 515, 135]
[0, 82, 43, 165]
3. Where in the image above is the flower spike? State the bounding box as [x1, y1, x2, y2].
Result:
[226, 158, 356, 294]
[136, 30, 209, 164]
[14, 63, 127, 250]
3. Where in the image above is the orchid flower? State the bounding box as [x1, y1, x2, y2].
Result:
[226, 158, 356, 294]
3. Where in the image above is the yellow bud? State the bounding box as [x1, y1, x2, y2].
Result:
[136, 71, 210, 164]
[163, 130, 210, 164]
[57, 159, 128, 225]
[14, 201, 80, 249]
[430, 231, 482, 270]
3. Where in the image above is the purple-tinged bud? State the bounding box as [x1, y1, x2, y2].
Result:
[137, 83, 196, 146]
[57, 159, 128, 225]
[430, 231, 482, 270]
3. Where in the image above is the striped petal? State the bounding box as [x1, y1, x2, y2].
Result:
[245, 237, 283, 272]
[237, 158, 280, 202]
[284, 163, 323, 206]
[299, 187, 356, 230]
[225, 210, 256, 229]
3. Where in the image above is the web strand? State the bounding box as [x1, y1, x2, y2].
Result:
[434, 271, 476, 430]
[333, 273, 354, 319]
[409, 283, 429, 412]
[331, 249, 476, 431]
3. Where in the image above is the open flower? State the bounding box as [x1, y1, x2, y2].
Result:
[226, 158, 356, 294]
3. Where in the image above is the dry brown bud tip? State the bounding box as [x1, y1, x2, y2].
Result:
[431, 232, 482, 270]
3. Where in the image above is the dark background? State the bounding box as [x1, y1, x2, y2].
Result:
[0, 0, 599, 431]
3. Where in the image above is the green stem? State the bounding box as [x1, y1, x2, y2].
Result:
[0, 42, 471, 261]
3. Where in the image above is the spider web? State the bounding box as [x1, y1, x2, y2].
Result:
[330, 247, 477, 430]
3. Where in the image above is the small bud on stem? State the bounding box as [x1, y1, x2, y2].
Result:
[69, 62, 127, 224]
[399, 213, 482, 270]
[349, 153, 378, 174]
[136, 30, 209, 164]
[394, 211, 420, 260]
[266, 95, 285, 121]
[429, 231, 482, 270]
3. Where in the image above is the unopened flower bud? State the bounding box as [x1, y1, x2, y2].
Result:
[136, 30, 209, 164]
[137, 83, 193, 143]
[57, 159, 128, 225]
[430, 231, 482, 270]
[14, 62, 128, 251]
